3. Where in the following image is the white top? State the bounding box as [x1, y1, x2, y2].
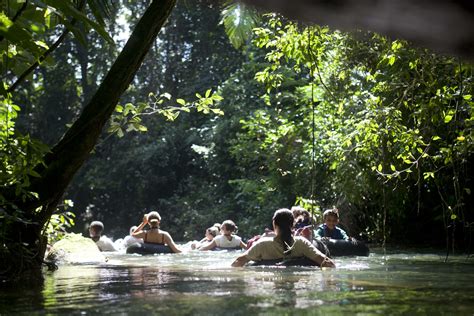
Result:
[122, 235, 143, 248]
[95, 235, 117, 252]
[213, 234, 242, 248]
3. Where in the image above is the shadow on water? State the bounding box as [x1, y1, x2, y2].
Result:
[1, 249, 473, 315]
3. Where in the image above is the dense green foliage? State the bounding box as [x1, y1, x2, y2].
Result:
[1, 0, 473, 272]
[1, 0, 177, 279]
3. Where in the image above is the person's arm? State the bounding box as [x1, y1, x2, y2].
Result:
[300, 238, 335, 268]
[198, 239, 216, 251]
[231, 253, 251, 267]
[163, 233, 182, 253]
[240, 240, 247, 249]
[132, 215, 148, 238]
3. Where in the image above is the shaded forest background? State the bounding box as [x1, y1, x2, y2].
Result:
[4, 0, 474, 249]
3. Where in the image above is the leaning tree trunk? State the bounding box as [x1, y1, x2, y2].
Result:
[1, 0, 176, 281]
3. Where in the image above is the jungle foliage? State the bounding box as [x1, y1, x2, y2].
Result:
[1, 0, 473, 280]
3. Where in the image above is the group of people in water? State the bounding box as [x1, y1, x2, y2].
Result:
[88, 206, 351, 268]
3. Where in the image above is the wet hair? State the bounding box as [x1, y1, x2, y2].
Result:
[89, 221, 104, 232]
[323, 208, 339, 220]
[147, 211, 161, 228]
[221, 220, 237, 233]
[273, 208, 295, 253]
[207, 226, 218, 237]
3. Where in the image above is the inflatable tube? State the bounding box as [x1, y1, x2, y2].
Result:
[126, 243, 173, 255]
[316, 238, 369, 257]
[249, 256, 318, 267]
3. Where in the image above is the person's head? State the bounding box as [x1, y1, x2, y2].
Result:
[89, 221, 104, 242]
[272, 208, 295, 252]
[213, 223, 221, 231]
[221, 220, 237, 235]
[129, 225, 138, 235]
[147, 211, 161, 228]
[291, 206, 305, 219]
[205, 226, 219, 240]
[323, 208, 339, 230]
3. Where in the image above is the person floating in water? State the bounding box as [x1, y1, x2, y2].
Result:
[314, 208, 349, 240]
[199, 220, 247, 251]
[231, 208, 335, 268]
[191, 226, 219, 250]
[130, 211, 182, 254]
[89, 221, 117, 252]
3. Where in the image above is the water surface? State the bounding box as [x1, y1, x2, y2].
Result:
[1, 249, 473, 315]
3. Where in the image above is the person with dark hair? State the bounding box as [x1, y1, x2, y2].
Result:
[89, 220, 117, 252]
[315, 208, 349, 240]
[231, 209, 335, 268]
[199, 219, 247, 250]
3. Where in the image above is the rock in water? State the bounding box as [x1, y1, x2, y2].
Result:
[46, 233, 106, 264]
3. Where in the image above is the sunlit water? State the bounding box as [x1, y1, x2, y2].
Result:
[1, 249, 473, 315]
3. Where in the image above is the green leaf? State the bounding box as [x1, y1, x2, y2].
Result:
[116, 127, 124, 138]
[44, 0, 114, 44]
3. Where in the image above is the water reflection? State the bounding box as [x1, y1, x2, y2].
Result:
[1, 250, 473, 314]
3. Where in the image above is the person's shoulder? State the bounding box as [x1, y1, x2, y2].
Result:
[100, 235, 114, 243]
[233, 234, 242, 241]
[253, 236, 274, 246]
[294, 236, 312, 245]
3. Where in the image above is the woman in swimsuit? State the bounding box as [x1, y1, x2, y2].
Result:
[132, 211, 182, 253]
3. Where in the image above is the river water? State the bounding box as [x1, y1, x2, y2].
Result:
[1, 249, 473, 315]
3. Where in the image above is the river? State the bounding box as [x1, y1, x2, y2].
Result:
[1, 249, 473, 315]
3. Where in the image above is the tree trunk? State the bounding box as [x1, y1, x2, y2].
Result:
[1, 0, 176, 281]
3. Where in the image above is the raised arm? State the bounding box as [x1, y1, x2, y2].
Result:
[132, 215, 148, 238]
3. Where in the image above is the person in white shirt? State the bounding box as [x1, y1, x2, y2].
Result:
[89, 221, 117, 252]
[199, 220, 247, 250]
[122, 225, 143, 248]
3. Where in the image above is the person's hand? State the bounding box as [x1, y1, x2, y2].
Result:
[320, 256, 336, 268]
